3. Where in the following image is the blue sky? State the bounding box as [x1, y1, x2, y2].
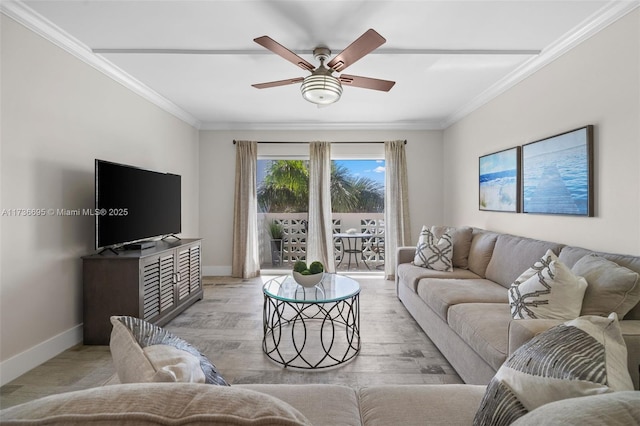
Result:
[334, 160, 385, 184]
[257, 159, 386, 185]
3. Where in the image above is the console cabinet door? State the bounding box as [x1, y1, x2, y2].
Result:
[83, 239, 203, 345]
[141, 252, 177, 322]
[177, 242, 202, 300]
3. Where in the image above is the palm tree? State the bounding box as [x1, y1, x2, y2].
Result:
[258, 160, 309, 212]
[258, 160, 384, 213]
[349, 177, 385, 213]
[330, 162, 357, 212]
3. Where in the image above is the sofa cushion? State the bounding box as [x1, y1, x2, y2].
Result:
[512, 391, 640, 426]
[0, 383, 312, 425]
[507, 318, 563, 355]
[447, 303, 511, 371]
[431, 225, 474, 269]
[508, 249, 587, 320]
[239, 384, 360, 426]
[484, 234, 564, 288]
[473, 313, 634, 425]
[110, 316, 228, 386]
[559, 245, 640, 274]
[560, 245, 640, 320]
[414, 226, 453, 271]
[572, 254, 640, 319]
[417, 279, 508, 321]
[467, 231, 499, 278]
[359, 384, 486, 426]
[397, 263, 481, 293]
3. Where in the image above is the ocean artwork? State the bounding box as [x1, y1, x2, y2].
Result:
[479, 147, 520, 212]
[522, 126, 593, 216]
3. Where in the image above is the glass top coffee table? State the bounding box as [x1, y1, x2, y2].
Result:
[262, 274, 360, 369]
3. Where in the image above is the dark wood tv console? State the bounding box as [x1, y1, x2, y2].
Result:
[82, 238, 203, 345]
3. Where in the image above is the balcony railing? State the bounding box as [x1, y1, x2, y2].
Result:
[259, 213, 384, 272]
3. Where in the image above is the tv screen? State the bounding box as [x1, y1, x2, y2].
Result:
[95, 160, 181, 249]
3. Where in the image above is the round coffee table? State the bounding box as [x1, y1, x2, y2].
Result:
[262, 273, 360, 369]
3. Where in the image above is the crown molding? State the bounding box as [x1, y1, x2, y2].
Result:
[1, 0, 202, 129]
[442, 1, 640, 129]
[3, 0, 636, 132]
[199, 120, 445, 131]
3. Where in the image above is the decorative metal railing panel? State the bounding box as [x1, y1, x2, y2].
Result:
[360, 218, 385, 263]
[260, 213, 384, 269]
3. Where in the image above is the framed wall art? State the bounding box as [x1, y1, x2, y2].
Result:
[521, 125, 594, 216]
[479, 147, 521, 212]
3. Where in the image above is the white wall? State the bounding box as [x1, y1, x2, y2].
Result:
[443, 9, 640, 255]
[0, 15, 200, 384]
[199, 130, 443, 274]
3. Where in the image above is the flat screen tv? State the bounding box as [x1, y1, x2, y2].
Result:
[95, 159, 181, 249]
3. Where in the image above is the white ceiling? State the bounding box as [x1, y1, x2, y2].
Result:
[5, 1, 638, 130]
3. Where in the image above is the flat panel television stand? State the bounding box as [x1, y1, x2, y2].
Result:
[82, 238, 203, 345]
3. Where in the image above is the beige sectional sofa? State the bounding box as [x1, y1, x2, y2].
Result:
[4, 227, 640, 425]
[3, 382, 639, 425]
[396, 227, 640, 389]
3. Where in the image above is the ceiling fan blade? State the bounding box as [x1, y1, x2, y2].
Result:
[254, 36, 315, 71]
[339, 74, 395, 92]
[327, 29, 386, 72]
[252, 77, 304, 89]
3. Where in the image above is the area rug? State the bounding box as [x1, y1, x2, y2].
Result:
[164, 275, 462, 386]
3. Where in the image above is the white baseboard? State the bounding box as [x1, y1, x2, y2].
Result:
[0, 324, 83, 386]
[202, 265, 232, 277]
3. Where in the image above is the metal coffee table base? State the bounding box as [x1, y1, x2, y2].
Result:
[262, 293, 360, 369]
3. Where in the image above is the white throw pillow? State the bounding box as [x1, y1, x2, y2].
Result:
[110, 316, 228, 386]
[414, 226, 453, 272]
[143, 345, 207, 383]
[509, 249, 588, 320]
[474, 313, 634, 425]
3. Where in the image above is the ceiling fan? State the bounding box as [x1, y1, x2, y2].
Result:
[252, 29, 395, 106]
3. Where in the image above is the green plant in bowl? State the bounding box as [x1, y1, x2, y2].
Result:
[292, 260, 325, 287]
[309, 261, 324, 274]
[293, 260, 307, 273]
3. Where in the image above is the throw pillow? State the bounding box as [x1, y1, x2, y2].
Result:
[110, 316, 229, 386]
[473, 313, 634, 426]
[511, 391, 640, 426]
[572, 254, 640, 318]
[414, 226, 453, 272]
[508, 249, 588, 320]
[431, 225, 474, 269]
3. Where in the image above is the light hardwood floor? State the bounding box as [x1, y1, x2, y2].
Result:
[1, 274, 461, 409]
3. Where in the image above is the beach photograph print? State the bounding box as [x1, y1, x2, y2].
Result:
[479, 147, 520, 212]
[522, 125, 594, 216]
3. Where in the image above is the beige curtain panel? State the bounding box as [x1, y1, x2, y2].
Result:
[384, 140, 411, 280]
[231, 140, 260, 278]
[307, 141, 336, 273]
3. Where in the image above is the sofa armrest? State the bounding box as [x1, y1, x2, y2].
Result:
[396, 246, 415, 266]
[620, 320, 640, 390]
[508, 319, 563, 355]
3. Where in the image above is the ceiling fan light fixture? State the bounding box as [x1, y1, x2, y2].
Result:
[300, 74, 342, 105]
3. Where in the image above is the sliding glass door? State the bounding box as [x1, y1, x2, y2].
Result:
[257, 157, 385, 272]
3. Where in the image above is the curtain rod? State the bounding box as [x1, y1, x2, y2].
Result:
[233, 140, 406, 145]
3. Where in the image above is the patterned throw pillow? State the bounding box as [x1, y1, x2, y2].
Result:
[430, 225, 474, 269]
[509, 249, 588, 320]
[414, 226, 453, 271]
[473, 313, 634, 426]
[110, 316, 229, 386]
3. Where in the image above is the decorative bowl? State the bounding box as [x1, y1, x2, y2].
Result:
[292, 271, 324, 288]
